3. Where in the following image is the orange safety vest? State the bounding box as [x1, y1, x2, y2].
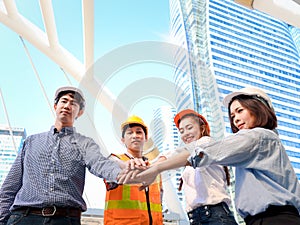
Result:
[104, 153, 163, 225]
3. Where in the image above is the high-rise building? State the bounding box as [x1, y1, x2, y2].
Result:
[169, 0, 300, 223]
[152, 106, 188, 221]
[0, 125, 26, 186]
[170, 0, 300, 178]
[152, 106, 180, 153]
[170, 0, 226, 141]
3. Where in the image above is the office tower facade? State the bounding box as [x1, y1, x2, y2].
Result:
[152, 106, 180, 153]
[0, 125, 26, 186]
[152, 106, 188, 220]
[169, 0, 300, 223]
[170, 0, 226, 141]
[170, 0, 300, 177]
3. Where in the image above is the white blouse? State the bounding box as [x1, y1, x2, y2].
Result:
[182, 165, 231, 212]
[160, 136, 231, 212]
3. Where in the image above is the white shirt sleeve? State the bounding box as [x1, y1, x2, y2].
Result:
[158, 136, 214, 159]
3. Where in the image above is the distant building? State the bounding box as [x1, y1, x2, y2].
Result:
[0, 125, 26, 186]
[81, 208, 180, 225]
[81, 209, 104, 225]
[152, 106, 185, 202]
[152, 106, 188, 223]
[152, 106, 180, 154]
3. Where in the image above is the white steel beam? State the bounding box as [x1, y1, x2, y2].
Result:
[0, 1, 123, 117]
[235, 0, 300, 28]
[39, 0, 59, 48]
[0, 1, 84, 81]
[82, 0, 95, 72]
[253, 0, 300, 28]
[3, 0, 18, 19]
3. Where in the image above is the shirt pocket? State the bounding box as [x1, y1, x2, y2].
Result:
[57, 140, 84, 176]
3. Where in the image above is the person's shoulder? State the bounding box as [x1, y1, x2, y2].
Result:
[251, 127, 277, 135]
[73, 131, 95, 143]
[200, 136, 214, 143]
[26, 130, 50, 139]
[242, 128, 279, 141]
[238, 127, 268, 133]
[108, 153, 122, 159]
[72, 129, 90, 138]
[195, 136, 213, 146]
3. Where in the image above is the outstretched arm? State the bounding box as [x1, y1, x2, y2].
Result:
[138, 149, 190, 186]
[119, 149, 190, 189]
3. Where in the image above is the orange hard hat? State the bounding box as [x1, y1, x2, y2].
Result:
[174, 109, 210, 135]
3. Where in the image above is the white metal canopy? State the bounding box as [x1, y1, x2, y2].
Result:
[235, 0, 300, 28]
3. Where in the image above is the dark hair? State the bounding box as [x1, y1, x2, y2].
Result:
[122, 123, 147, 138]
[228, 95, 277, 133]
[178, 113, 210, 137]
[54, 91, 85, 110]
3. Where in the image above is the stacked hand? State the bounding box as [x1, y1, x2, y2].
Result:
[117, 158, 160, 190]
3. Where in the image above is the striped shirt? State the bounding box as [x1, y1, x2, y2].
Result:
[0, 126, 121, 223]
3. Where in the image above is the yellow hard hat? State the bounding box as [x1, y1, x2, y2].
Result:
[121, 115, 148, 136]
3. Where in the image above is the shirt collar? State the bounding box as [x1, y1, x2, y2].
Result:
[124, 152, 148, 161]
[51, 126, 76, 135]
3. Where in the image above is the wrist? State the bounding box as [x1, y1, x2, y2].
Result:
[156, 163, 164, 174]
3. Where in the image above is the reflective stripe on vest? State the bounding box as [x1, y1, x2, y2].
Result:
[104, 154, 162, 213]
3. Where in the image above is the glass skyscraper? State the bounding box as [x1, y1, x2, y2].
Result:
[170, 0, 300, 177]
[152, 106, 188, 221]
[0, 125, 26, 186]
[169, 0, 300, 223]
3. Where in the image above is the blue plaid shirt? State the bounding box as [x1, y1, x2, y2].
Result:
[0, 126, 121, 223]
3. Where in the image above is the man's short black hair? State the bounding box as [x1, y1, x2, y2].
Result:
[121, 123, 147, 138]
[54, 91, 85, 110]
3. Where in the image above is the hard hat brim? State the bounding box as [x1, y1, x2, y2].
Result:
[174, 109, 210, 135]
[223, 87, 273, 110]
[54, 86, 85, 102]
[223, 91, 248, 109]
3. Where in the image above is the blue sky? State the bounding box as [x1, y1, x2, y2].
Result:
[0, 0, 175, 208]
[0, 0, 174, 137]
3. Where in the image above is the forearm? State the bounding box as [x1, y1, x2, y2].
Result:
[156, 149, 190, 173]
[188, 129, 264, 168]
